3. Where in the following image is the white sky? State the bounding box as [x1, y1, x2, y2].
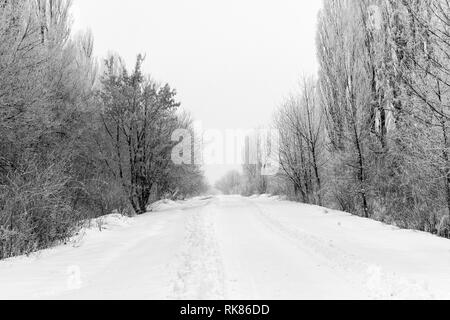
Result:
[71, 0, 323, 184]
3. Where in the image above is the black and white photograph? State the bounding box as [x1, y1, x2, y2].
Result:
[0, 0, 450, 303]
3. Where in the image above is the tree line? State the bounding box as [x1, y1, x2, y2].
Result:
[0, 0, 207, 259]
[216, 0, 450, 239]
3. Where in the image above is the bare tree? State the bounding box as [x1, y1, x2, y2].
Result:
[275, 78, 325, 205]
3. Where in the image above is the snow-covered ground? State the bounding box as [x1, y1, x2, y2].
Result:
[1, 195, 449, 300]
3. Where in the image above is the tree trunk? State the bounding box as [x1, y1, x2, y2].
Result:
[354, 125, 369, 218]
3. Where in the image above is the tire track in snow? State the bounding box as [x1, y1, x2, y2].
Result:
[247, 199, 435, 300]
[170, 202, 225, 300]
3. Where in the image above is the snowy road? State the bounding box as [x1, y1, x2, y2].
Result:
[1, 195, 450, 300]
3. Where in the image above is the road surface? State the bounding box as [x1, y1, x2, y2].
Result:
[0, 195, 449, 300]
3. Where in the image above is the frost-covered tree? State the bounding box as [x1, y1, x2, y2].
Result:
[275, 78, 325, 205]
[313, 0, 450, 236]
[99, 55, 183, 214]
[317, 0, 375, 217]
[0, 0, 100, 258]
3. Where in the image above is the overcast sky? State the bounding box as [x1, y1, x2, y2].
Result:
[72, 0, 323, 183]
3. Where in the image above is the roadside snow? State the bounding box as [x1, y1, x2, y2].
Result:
[148, 199, 180, 212]
[0, 195, 449, 300]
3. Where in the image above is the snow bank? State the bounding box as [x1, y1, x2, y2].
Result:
[84, 213, 133, 231]
[148, 199, 181, 212]
[249, 194, 285, 200]
[149, 196, 215, 213]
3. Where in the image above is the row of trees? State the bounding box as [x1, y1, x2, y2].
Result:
[217, 0, 450, 239]
[0, 0, 207, 259]
[316, 0, 450, 237]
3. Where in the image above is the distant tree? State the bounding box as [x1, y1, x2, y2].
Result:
[215, 171, 243, 195]
[241, 130, 270, 196]
[160, 112, 209, 200]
